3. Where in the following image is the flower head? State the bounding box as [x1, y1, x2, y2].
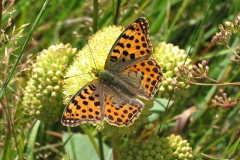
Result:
[119, 134, 193, 160]
[23, 43, 77, 123]
[153, 42, 192, 101]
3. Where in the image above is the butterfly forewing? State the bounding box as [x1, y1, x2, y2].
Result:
[105, 17, 153, 71]
[105, 17, 162, 99]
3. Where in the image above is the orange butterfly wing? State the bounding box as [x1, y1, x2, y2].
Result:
[61, 80, 104, 127]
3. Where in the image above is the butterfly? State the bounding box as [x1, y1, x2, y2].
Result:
[61, 17, 162, 127]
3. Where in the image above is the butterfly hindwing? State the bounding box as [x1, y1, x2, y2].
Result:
[102, 85, 144, 126]
[61, 80, 104, 127]
[115, 57, 162, 99]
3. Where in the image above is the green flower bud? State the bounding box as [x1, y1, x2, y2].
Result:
[47, 70, 54, 77]
[119, 134, 193, 160]
[143, 150, 149, 156]
[46, 85, 53, 91]
[153, 42, 192, 101]
[22, 43, 77, 123]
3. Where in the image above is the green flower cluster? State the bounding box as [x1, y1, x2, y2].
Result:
[153, 42, 192, 101]
[119, 134, 193, 160]
[212, 13, 240, 46]
[211, 13, 240, 63]
[23, 43, 77, 123]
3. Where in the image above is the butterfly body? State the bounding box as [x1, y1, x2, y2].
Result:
[62, 18, 163, 127]
[93, 68, 137, 97]
[94, 69, 119, 86]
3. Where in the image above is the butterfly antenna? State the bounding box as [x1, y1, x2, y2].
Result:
[64, 73, 89, 79]
[88, 71, 95, 79]
[86, 39, 98, 70]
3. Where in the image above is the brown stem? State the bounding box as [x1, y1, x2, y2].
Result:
[226, 44, 240, 59]
[204, 75, 220, 83]
[112, 134, 120, 160]
[188, 80, 240, 86]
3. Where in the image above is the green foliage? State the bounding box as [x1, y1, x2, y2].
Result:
[62, 132, 110, 160]
[0, 0, 239, 160]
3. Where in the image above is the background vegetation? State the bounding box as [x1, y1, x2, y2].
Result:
[0, 0, 239, 159]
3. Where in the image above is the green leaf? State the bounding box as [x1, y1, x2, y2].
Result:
[148, 98, 173, 122]
[26, 120, 41, 160]
[62, 133, 110, 160]
[2, 131, 12, 160]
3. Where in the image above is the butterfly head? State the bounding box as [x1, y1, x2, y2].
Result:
[91, 68, 100, 77]
[92, 68, 107, 79]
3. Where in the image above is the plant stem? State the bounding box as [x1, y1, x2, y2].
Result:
[98, 132, 104, 160]
[112, 134, 120, 160]
[0, 0, 2, 40]
[114, 0, 121, 25]
[226, 44, 240, 59]
[93, 0, 98, 33]
[188, 80, 240, 86]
